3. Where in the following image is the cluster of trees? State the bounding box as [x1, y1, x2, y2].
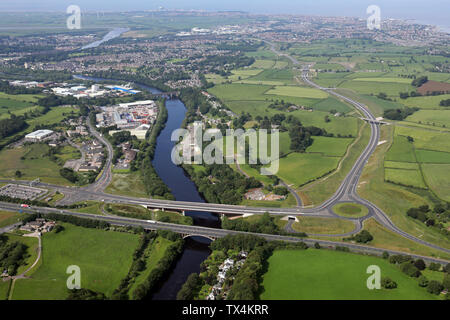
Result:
[37, 94, 78, 108]
[440, 99, 450, 107]
[0, 235, 29, 276]
[344, 230, 373, 244]
[222, 213, 282, 235]
[387, 253, 450, 296]
[0, 114, 27, 139]
[412, 76, 429, 87]
[406, 204, 449, 235]
[288, 118, 313, 152]
[67, 289, 107, 300]
[383, 107, 419, 121]
[185, 163, 261, 205]
[132, 232, 184, 299]
[112, 232, 157, 299]
[43, 213, 110, 230]
[0, 80, 42, 95]
[399, 91, 422, 99]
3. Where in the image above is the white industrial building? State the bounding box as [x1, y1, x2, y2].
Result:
[25, 129, 54, 142]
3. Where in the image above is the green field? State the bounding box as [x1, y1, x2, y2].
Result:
[385, 135, 416, 162]
[400, 94, 450, 110]
[332, 203, 369, 218]
[384, 161, 420, 170]
[105, 172, 149, 198]
[422, 164, 450, 201]
[273, 153, 340, 188]
[0, 210, 23, 228]
[0, 144, 75, 186]
[261, 250, 437, 300]
[395, 126, 450, 153]
[385, 168, 427, 189]
[278, 216, 356, 235]
[404, 110, 450, 128]
[306, 136, 353, 157]
[265, 86, 329, 99]
[11, 223, 139, 300]
[352, 77, 412, 84]
[415, 149, 450, 164]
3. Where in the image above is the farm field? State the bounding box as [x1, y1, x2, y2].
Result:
[272, 153, 340, 188]
[385, 135, 416, 162]
[260, 249, 438, 300]
[0, 210, 23, 228]
[11, 223, 139, 300]
[415, 149, 450, 164]
[400, 94, 450, 110]
[385, 168, 427, 189]
[0, 144, 76, 186]
[404, 110, 450, 128]
[264, 86, 329, 99]
[306, 136, 353, 157]
[395, 126, 450, 153]
[338, 80, 414, 97]
[422, 164, 450, 201]
[384, 161, 420, 170]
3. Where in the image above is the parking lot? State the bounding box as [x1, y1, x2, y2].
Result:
[0, 184, 47, 200]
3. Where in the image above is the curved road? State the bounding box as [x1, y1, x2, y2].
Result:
[0, 201, 447, 264]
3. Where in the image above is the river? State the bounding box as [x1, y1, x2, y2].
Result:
[74, 75, 218, 300]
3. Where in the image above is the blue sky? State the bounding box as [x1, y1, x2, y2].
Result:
[0, 0, 448, 28]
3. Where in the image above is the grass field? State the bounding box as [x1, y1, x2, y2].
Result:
[0, 144, 75, 186]
[385, 168, 427, 189]
[422, 164, 450, 201]
[415, 149, 450, 164]
[384, 161, 420, 170]
[385, 135, 416, 162]
[306, 136, 353, 157]
[260, 249, 437, 300]
[400, 94, 450, 110]
[105, 172, 148, 198]
[264, 86, 329, 99]
[332, 203, 369, 218]
[277, 216, 356, 235]
[0, 211, 23, 228]
[395, 126, 450, 153]
[352, 77, 412, 84]
[11, 223, 139, 300]
[274, 153, 341, 188]
[0, 279, 10, 300]
[404, 110, 450, 128]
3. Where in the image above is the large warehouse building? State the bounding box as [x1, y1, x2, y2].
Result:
[25, 129, 54, 142]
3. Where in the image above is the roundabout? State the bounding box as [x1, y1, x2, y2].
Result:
[332, 202, 369, 219]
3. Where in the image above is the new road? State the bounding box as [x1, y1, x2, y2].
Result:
[0, 201, 448, 264]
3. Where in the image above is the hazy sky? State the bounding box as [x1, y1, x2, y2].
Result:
[0, 0, 448, 28]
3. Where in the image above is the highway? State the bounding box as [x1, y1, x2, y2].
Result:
[0, 201, 447, 264]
